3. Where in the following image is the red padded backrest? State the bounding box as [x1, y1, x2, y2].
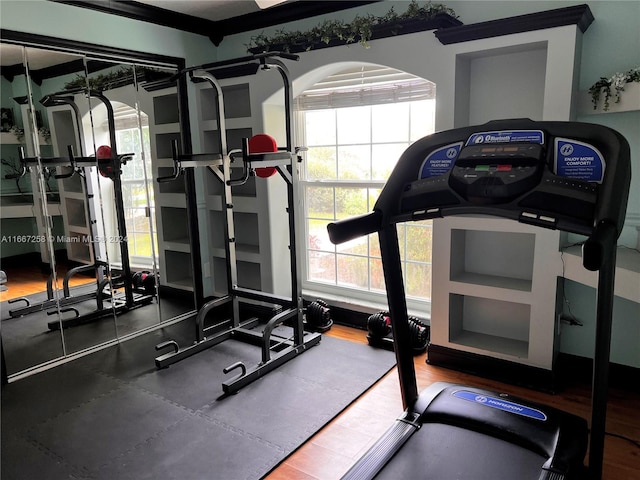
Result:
[248, 134, 278, 178]
[248, 134, 278, 153]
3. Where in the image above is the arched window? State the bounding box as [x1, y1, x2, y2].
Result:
[297, 65, 436, 308]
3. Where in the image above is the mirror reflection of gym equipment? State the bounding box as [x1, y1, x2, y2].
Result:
[0, 40, 190, 375]
[29, 89, 156, 329]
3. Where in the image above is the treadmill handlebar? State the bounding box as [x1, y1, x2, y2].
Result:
[583, 221, 618, 271]
[328, 211, 382, 245]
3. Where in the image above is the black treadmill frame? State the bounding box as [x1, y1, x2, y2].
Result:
[328, 119, 631, 480]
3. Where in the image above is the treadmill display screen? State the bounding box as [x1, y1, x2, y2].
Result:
[448, 143, 545, 203]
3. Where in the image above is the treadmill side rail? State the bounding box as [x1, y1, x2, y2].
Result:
[342, 411, 420, 480]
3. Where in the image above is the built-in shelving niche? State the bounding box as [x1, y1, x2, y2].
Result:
[449, 293, 531, 359]
[449, 229, 535, 292]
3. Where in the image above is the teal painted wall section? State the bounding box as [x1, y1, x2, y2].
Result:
[561, 279, 640, 368]
[1, 73, 27, 129]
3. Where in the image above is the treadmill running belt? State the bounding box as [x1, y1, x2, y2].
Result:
[376, 423, 546, 480]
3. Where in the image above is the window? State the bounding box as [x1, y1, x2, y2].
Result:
[100, 103, 157, 269]
[298, 66, 436, 307]
[116, 121, 157, 266]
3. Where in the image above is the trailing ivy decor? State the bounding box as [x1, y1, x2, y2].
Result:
[64, 66, 135, 92]
[9, 125, 24, 143]
[589, 67, 640, 111]
[39, 127, 51, 144]
[246, 0, 458, 53]
[63, 66, 171, 93]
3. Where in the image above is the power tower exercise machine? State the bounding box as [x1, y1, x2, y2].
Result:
[154, 52, 322, 395]
[328, 119, 630, 480]
[10, 90, 155, 329]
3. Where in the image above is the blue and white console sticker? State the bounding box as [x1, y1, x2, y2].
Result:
[453, 390, 548, 421]
[466, 130, 545, 146]
[419, 142, 463, 178]
[554, 138, 605, 183]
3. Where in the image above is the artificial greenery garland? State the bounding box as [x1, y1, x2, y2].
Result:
[63, 66, 170, 93]
[246, 0, 457, 53]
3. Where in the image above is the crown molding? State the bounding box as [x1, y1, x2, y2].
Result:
[435, 4, 594, 45]
[49, 0, 382, 46]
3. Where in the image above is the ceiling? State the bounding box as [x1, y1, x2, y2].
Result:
[54, 0, 381, 45]
[134, 0, 293, 22]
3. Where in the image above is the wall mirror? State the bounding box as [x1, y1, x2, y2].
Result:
[0, 31, 193, 381]
[0, 42, 68, 374]
[34, 46, 123, 355]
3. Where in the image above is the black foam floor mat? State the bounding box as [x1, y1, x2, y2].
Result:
[2, 324, 396, 480]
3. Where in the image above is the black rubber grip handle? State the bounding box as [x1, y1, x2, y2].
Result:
[327, 211, 382, 245]
[583, 220, 618, 271]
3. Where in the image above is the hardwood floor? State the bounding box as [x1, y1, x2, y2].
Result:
[267, 324, 640, 480]
[2, 267, 638, 479]
[0, 263, 94, 303]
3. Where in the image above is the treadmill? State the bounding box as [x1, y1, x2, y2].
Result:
[328, 119, 631, 480]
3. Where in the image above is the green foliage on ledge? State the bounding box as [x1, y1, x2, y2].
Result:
[246, 0, 458, 53]
[63, 67, 171, 93]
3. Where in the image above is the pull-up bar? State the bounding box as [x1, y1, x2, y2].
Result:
[175, 51, 299, 78]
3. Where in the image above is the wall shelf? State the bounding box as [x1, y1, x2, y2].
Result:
[449, 330, 530, 360]
[150, 87, 193, 292]
[431, 216, 561, 371]
[450, 273, 532, 292]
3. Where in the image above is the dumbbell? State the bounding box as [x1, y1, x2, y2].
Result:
[132, 271, 156, 295]
[366, 311, 429, 354]
[304, 299, 333, 332]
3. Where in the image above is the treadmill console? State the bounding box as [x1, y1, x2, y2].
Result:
[395, 120, 628, 236]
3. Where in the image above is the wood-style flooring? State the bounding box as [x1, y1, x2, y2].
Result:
[267, 331, 640, 480]
[0, 263, 93, 303]
[2, 265, 638, 480]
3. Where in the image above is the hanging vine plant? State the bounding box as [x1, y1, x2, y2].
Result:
[589, 66, 640, 111]
[246, 1, 459, 53]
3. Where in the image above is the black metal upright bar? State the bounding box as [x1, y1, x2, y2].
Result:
[175, 74, 203, 310]
[379, 224, 419, 409]
[586, 223, 619, 480]
[89, 90, 134, 307]
[40, 94, 105, 287]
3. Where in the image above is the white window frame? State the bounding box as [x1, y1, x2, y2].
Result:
[296, 96, 436, 316]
